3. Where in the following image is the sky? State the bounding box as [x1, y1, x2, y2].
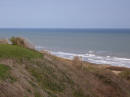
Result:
[0, 0, 130, 28]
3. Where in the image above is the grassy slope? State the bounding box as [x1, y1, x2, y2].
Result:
[0, 44, 43, 59]
[0, 44, 130, 97]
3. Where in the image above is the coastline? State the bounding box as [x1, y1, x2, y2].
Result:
[36, 46, 130, 68]
[1, 38, 130, 97]
[1, 36, 130, 68]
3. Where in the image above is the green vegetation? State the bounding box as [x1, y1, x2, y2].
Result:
[0, 64, 16, 83]
[0, 44, 43, 59]
[85, 65, 99, 73]
[73, 89, 87, 97]
[0, 64, 10, 80]
[45, 90, 57, 97]
[10, 37, 24, 46]
[1, 37, 130, 97]
[119, 70, 130, 80]
[34, 91, 43, 97]
[10, 36, 34, 49]
[95, 71, 113, 84]
[28, 63, 65, 93]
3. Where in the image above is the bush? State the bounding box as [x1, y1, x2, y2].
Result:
[10, 37, 34, 49]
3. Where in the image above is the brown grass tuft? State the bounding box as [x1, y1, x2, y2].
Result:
[72, 56, 83, 68]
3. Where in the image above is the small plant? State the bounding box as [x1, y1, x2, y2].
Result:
[27, 88, 32, 93]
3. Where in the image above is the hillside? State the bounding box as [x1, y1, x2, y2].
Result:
[0, 44, 130, 97]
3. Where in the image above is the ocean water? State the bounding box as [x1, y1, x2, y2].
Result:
[0, 28, 130, 67]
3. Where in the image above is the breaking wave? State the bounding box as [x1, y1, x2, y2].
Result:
[36, 46, 130, 68]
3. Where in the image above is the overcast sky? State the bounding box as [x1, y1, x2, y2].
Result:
[0, 0, 130, 28]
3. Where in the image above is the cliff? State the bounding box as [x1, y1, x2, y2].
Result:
[0, 42, 130, 97]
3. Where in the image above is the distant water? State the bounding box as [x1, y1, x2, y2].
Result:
[0, 28, 130, 67]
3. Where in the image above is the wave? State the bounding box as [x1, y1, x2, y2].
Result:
[36, 46, 130, 68]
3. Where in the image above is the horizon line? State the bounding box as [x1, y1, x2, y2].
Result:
[0, 28, 130, 29]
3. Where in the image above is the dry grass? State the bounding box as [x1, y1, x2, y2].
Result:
[0, 39, 9, 44]
[119, 70, 130, 80]
[72, 56, 83, 67]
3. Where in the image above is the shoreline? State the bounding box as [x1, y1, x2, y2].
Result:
[37, 47, 130, 68]
[1, 36, 130, 68]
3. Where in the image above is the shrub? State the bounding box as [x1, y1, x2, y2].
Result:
[10, 37, 34, 49]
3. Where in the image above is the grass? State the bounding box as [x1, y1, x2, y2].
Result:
[0, 64, 16, 82]
[25, 59, 75, 95]
[34, 92, 43, 97]
[85, 65, 98, 72]
[0, 44, 43, 60]
[73, 89, 87, 97]
[119, 70, 130, 80]
[27, 88, 32, 93]
[0, 64, 10, 80]
[45, 90, 57, 97]
[1, 42, 130, 97]
[30, 66, 65, 92]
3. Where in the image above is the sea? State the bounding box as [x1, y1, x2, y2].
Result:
[0, 28, 130, 67]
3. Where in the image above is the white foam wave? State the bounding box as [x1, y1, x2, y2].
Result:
[35, 45, 130, 68]
[50, 51, 130, 68]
